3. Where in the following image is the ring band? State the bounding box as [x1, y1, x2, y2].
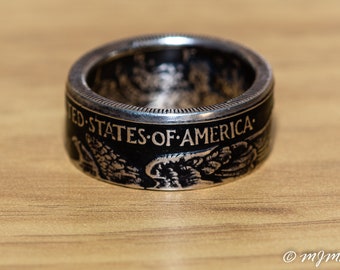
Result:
[65, 34, 274, 190]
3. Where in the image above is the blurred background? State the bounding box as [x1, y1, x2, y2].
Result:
[1, 1, 340, 269]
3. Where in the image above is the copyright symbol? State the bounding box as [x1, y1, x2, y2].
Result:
[283, 250, 296, 263]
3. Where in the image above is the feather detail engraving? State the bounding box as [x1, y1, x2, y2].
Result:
[72, 136, 99, 177]
[145, 142, 256, 188]
[71, 122, 270, 189]
[85, 134, 141, 186]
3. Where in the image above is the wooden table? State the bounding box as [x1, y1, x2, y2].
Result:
[1, 1, 339, 269]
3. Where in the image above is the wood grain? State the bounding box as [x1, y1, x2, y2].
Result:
[1, 0, 340, 269]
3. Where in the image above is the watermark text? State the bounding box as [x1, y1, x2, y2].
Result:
[283, 250, 340, 267]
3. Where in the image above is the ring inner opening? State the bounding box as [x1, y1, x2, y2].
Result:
[87, 46, 256, 109]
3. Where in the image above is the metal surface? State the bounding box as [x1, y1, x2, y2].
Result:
[65, 34, 274, 190]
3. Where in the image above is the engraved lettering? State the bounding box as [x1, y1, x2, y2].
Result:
[180, 129, 194, 146]
[88, 117, 95, 133]
[94, 118, 105, 136]
[137, 128, 147, 145]
[126, 127, 137, 144]
[166, 130, 176, 146]
[67, 102, 85, 127]
[220, 124, 230, 141]
[67, 99, 258, 147]
[195, 127, 209, 144]
[235, 119, 243, 135]
[209, 126, 219, 143]
[104, 122, 115, 139]
[230, 121, 235, 139]
[71, 106, 77, 124]
[152, 131, 166, 146]
[112, 124, 126, 141]
[244, 115, 254, 132]
[77, 111, 84, 127]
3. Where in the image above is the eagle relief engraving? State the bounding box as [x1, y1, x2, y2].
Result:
[71, 123, 270, 189]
